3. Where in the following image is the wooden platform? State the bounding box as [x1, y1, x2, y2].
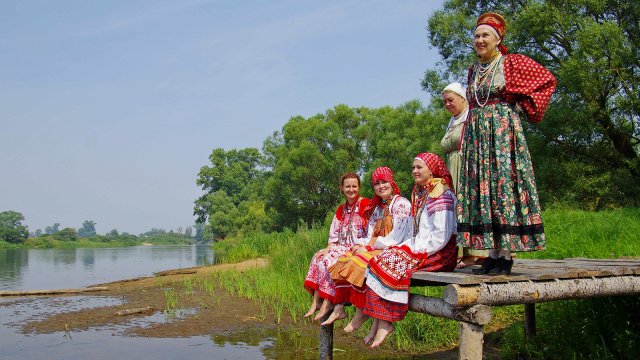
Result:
[318, 258, 640, 360]
[412, 257, 640, 285]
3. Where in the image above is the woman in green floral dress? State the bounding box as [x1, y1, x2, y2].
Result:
[457, 12, 556, 275]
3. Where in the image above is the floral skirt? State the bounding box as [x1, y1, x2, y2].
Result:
[457, 102, 546, 252]
[303, 245, 350, 302]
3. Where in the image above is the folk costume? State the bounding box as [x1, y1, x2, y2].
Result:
[457, 12, 556, 253]
[329, 167, 413, 309]
[304, 196, 371, 303]
[364, 153, 457, 322]
[440, 82, 469, 192]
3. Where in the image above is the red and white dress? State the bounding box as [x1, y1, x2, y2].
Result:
[304, 198, 371, 302]
[364, 186, 457, 322]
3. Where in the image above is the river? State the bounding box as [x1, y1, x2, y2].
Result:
[0, 245, 406, 359]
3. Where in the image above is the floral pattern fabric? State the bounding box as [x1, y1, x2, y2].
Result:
[457, 54, 555, 252]
[304, 199, 369, 302]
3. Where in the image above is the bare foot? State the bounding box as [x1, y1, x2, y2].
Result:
[304, 291, 321, 318]
[364, 318, 379, 344]
[343, 309, 368, 333]
[370, 320, 395, 348]
[320, 304, 346, 326]
[313, 299, 334, 321]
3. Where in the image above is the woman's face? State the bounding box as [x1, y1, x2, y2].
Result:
[373, 180, 393, 201]
[442, 92, 467, 117]
[341, 178, 360, 204]
[412, 159, 433, 186]
[473, 26, 500, 60]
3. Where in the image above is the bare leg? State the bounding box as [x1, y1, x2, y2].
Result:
[344, 307, 369, 333]
[304, 290, 320, 318]
[370, 320, 395, 348]
[364, 318, 379, 345]
[314, 298, 334, 321]
[320, 303, 346, 325]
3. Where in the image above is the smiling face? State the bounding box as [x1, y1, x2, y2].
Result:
[341, 178, 360, 204]
[442, 91, 467, 117]
[412, 159, 433, 186]
[373, 180, 393, 201]
[473, 25, 501, 61]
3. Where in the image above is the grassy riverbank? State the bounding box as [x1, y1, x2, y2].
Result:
[212, 208, 640, 358]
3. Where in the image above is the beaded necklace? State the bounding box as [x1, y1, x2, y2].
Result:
[340, 198, 359, 243]
[473, 53, 502, 107]
[411, 185, 429, 231]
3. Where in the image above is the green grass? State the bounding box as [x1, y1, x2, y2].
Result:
[211, 208, 640, 356]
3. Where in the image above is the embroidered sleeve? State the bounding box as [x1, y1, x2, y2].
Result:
[502, 54, 556, 124]
[327, 213, 341, 244]
[411, 191, 457, 254]
[370, 197, 414, 250]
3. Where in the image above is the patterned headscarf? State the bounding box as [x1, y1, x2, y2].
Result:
[414, 153, 453, 190]
[476, 12, 508, 54]
[364, 166, 400, 217]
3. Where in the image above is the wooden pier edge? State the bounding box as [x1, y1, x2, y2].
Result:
[443, 275, 640, 307]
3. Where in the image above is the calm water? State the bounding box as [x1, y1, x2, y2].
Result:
[0, 245, 398, 359]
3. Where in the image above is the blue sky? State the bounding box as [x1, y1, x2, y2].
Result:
[1, 0, 445, 235]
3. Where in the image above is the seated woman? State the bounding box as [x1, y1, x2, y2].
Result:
[322, 167, 413, 329]
[303, 172, 371, 320]
[362, 153, 458, 347]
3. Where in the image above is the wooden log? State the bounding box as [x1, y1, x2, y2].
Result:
[154, 269, 197, 276]
[318, 311, 333, 360]
[443, 275, 640, 307]
[459, 321, 484, 360]
[408, 294, 492, 325]
[114, 306, 155, 316]
[524, 303, 536, 339]
[0, 287, 109, 297]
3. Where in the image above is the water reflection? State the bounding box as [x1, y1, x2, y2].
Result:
[0, 245, 215, 291]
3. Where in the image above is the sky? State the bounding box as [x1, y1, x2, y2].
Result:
[0, 0, 446, 235]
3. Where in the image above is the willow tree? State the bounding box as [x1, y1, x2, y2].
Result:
[422, 0, 640, 208]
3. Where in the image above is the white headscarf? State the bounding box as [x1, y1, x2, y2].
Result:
[442, 82, 467, 102]
[442, 83, 468, 129]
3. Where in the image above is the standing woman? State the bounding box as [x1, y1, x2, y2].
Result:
[440, 82, 469, 192]
[321, 167, 413, 329]
[362, 153, 458, 348]
[457, 12, 556, 275]
[304, 173, 371, 320]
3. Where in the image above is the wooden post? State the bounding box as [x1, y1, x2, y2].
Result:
[524, 303, 536, 339]
[318, 312, 333, 360]
[459, 321, 484, 360]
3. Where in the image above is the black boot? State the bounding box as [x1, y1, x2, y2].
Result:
[472, 257, 497, 275]
[489, 257, 514, 275]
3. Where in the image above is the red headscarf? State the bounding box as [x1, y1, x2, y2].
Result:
[364, 166, 400, 217]
[476, 12, 508, 55]
[414, 153, 453, 190]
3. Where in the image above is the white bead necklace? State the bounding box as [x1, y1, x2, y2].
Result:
[473, 53, 502, 107]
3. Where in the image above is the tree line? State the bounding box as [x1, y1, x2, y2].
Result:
[0, 210, 206, 245]
[195, 0, 639, 240]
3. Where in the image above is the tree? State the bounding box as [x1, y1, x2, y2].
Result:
[54, 227, 77, 241]
[0, 211, 29, 244]
[35, 229, 42, 237]
[422, 0, 640, 208]
[194, 223, 205, 241]
[184, 226, 193, 238]
[45, 223, 60, 235]
[263, 105, 368, 229]
[107, 229, 119, 237]
[77, 220, 97, 238]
